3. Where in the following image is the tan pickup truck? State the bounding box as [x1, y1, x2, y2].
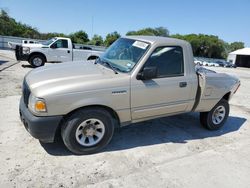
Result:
[19, 36, 240, 154]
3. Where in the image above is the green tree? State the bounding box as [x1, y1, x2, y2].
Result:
[172, 34, 227, 58]
[40, 32, 67, 40]
[88, 34, 104, 46]
[0, 9, 40, 38]
[104, 31, 120, 46]
[230, 42, 244, 52]
[69, 30, 89, 44]
[126, 27, 169, 37]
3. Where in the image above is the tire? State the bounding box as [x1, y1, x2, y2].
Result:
[200, 99, 229, 130]
[29, 54, 45, 67]
[61, 108, 115, 155]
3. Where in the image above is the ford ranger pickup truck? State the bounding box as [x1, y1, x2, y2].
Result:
[19, 36, 240, 154]
[15, 37, 104, 67]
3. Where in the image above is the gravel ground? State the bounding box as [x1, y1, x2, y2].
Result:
[0, 50, 31, 97]
[0, 50, 250, 188]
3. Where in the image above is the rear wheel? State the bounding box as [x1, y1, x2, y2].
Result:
[61, 108, 115, 154]
[29, 54, 45, 67]
[200, 99, 229, 130]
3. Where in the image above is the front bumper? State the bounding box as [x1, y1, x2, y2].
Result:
[19, 97, 63, 143]
[15, 45, 29, 61]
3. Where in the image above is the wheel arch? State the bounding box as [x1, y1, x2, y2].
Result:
[87, 55, 99, 60]
[65, 105, 120, 124]
[28, 52, 47, 62]
[222, 92, 231, 101]
[55, 105, 121, 140]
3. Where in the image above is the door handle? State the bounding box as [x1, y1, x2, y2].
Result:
[67, 50, 70, 53]
[179, 82, 187, 88]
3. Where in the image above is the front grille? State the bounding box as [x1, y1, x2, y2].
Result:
[22, 80, 30, 107]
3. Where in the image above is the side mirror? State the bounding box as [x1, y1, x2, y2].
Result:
[137, 66, 157, 80]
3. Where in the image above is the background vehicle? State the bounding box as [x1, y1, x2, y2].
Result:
[19, 36, 240, 154]
[210, 61, 220, 67]
[194, 59, 202, 66]
[224, 61, 237, 68]
[214, 60, 225, 67]
[15, 37, 104, 67]
[194, 58, 237, 68]
[8, 39, 39, 50]
[202, 60, 210, 66]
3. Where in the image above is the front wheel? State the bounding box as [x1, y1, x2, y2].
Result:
[29, 55, 45, 68]
[61, 108, 115, 154]
[200, 99, 229, 130]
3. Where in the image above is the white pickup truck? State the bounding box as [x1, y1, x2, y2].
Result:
[15, 37, 104, 67]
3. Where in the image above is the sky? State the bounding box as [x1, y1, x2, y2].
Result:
[0, 0, 249, 46]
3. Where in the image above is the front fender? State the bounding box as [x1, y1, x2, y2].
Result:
[28, 49, 47, 61]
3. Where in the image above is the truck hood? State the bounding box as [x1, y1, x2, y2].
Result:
[25, 61, 128, 97]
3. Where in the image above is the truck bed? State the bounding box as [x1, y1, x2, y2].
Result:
[194, 66, 238, 112]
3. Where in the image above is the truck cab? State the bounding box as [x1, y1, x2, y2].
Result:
[46, 37, 73, 62]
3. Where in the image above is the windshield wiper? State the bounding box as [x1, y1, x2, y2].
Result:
[104, 61, 118, 74]
[99, 59, 118, 74]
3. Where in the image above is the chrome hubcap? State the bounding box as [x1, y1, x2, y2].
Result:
[212, 105, 226, 125]
[33, 57, 43, 66]
[75, 118, 105, 147]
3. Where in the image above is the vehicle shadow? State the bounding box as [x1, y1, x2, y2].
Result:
[21, 64, 33, 68]
[40, 113, 246, 156]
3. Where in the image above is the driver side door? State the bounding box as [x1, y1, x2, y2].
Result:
[131, 46, 193, 120]
[49, 39, 72, 62]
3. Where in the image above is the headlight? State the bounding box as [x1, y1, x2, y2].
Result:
[28, 94, 47, 112]
[22, 47, 30, 54]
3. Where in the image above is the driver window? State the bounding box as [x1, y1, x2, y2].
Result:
[52, 39, 68, 48]
[144, 46, 184, 78]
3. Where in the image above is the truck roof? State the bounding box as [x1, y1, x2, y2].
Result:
[54, 37, 70, 40]
[124, 35, 189, 46]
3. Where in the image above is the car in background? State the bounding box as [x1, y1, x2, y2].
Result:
[194, 60, 203, 66]
[8, 40, 39, 50]
[211, 62, 220, 67]
[15, 37, 104, 67]
[214, 61, 225, 67]
[194, 57, 236, 68]
[224, 61, 237, 68]
[203, 61, 217, 66]
[22, 40, 39, 44]
[202, 61, 210, 66]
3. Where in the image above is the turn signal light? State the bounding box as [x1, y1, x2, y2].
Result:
[35, 101, 47, 112]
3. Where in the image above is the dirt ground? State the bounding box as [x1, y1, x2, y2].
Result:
[0, 50, 250, 188]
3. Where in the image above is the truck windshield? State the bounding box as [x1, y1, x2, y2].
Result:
[42, 38, 56, 46]
[99, 38, 150, 73]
